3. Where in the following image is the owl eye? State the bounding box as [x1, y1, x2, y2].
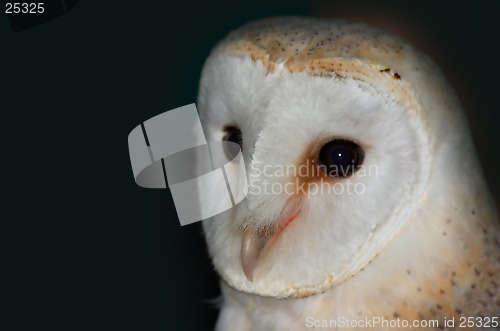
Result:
[223, 126, 242, 147]
[318, 139, 364, 178]
[223, 126, 242, 158]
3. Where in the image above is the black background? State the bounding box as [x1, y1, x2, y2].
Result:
[3, 1, 499, 330]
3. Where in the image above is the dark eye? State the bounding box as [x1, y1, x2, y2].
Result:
[223, 126, 242, 147]
[223, 126, 242, 158]
[318, 139, 364, 178]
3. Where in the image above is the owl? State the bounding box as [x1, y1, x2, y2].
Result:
[197, 17, 500, 330]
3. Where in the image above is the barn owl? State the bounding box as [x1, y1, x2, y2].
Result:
[197, 17, 500, 330]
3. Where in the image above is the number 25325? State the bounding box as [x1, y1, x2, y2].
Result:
[5, 3, 44, 14]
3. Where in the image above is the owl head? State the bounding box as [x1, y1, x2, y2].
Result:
[198, 17, 467, 298]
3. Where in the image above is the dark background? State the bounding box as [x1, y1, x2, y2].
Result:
[3, 1, 499, 330]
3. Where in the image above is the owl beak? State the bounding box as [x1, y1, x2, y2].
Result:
[240, 201, 302, 281]
[241, 231, 268, 282]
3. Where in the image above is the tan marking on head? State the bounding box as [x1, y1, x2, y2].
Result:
[218, 17, 419, 107]
[228, 40, 276, 73]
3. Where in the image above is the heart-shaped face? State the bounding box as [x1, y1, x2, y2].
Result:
[197, 18, 440, 298]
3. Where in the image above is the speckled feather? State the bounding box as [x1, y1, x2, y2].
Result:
[198, 17, 500, 330]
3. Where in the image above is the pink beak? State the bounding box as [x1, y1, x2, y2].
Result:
[240, 202, 302, 281]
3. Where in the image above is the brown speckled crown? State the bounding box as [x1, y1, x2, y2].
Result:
[221, 17, 408, 69]
[213, 17, 426, 107]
